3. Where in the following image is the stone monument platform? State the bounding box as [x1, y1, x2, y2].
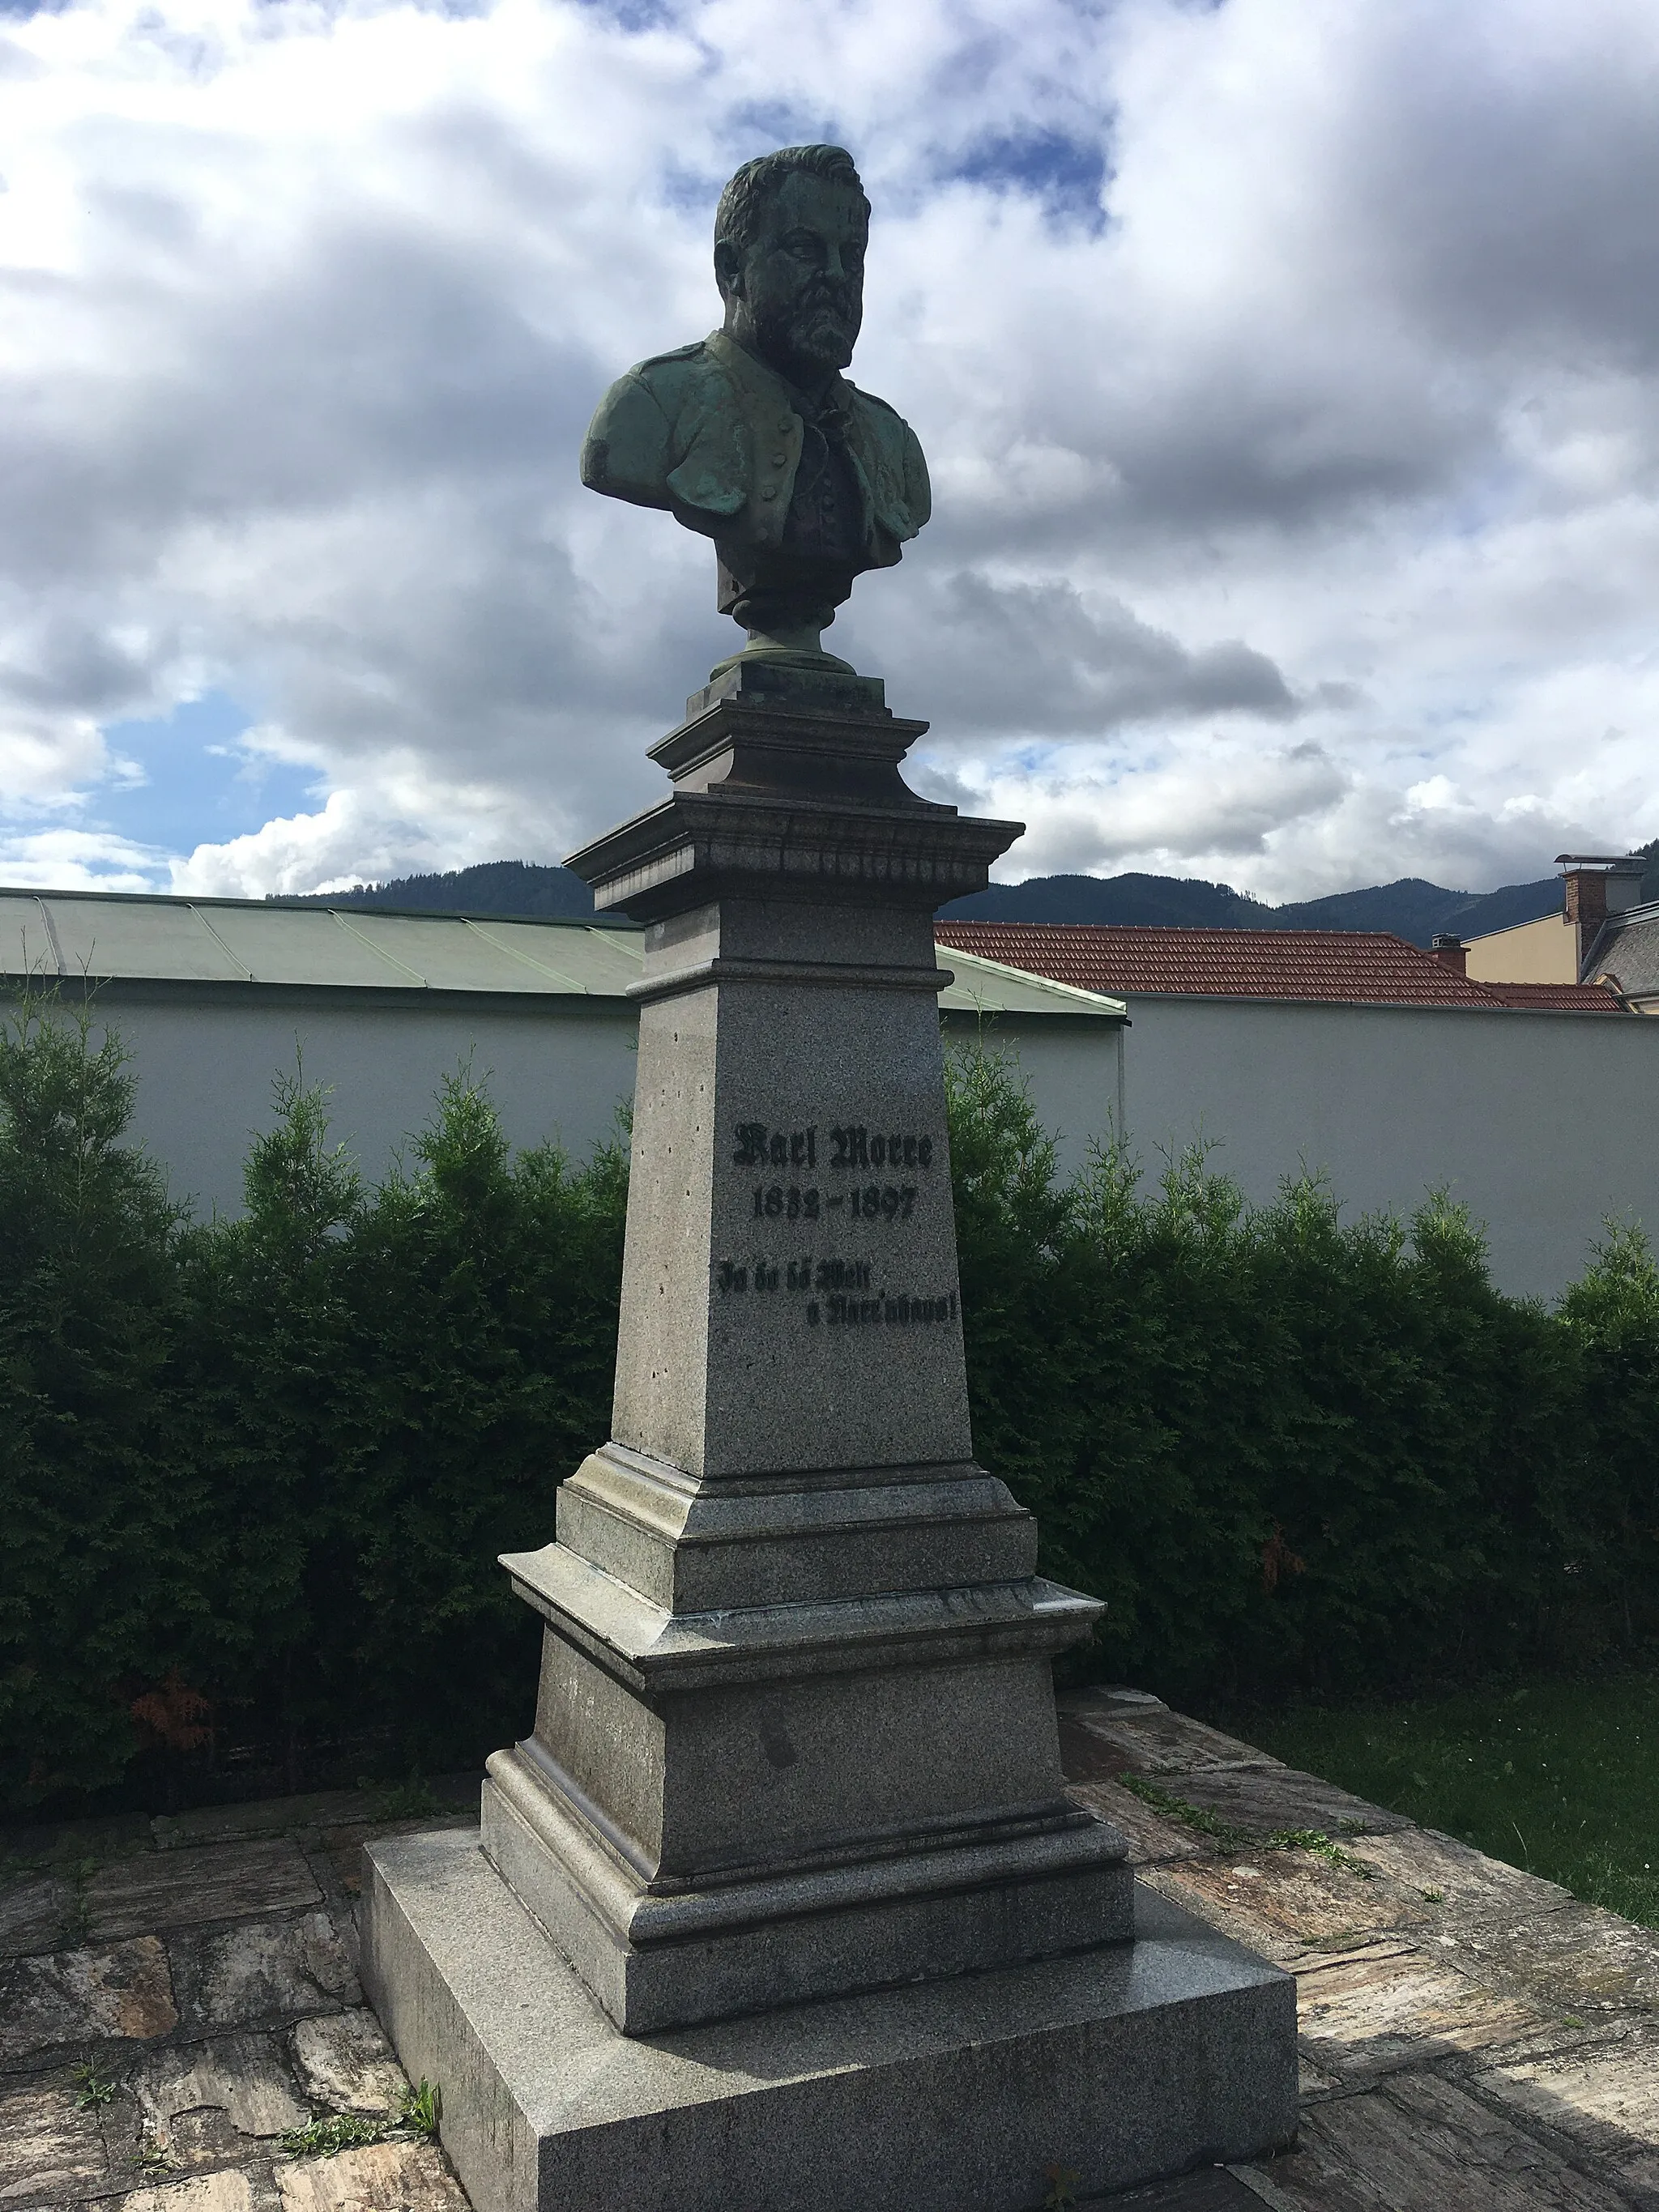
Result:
[365, 1824, 1289, 2212]
[360, 663, 1297, 2209]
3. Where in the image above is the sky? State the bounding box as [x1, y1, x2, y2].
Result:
[2, 0, 1658, 901]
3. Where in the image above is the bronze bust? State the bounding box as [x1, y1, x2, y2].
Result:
[581, 144, 930, 676]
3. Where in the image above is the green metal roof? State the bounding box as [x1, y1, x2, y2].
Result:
[0, 889, 1125, 1020]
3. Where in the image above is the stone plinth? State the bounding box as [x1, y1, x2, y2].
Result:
[362, 663, 1297, 2206]
[363, 1826, 1297, 2212]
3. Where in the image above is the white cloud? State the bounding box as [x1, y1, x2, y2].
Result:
[0, 826, 168, 893]
[2, 0, 1659, 898]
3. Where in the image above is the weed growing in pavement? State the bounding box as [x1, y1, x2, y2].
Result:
[71, 2061, 119, 2111]
[1260, 1828, 1375, 1877]
[279, 2080, 442, 2159]
[1117, 1776, 1375, 1875]
[400, 2079, 441, 2138]
[279, 2112, 393, 2158]
[361, 1775, 444, 1822]
[1118, 1774, 1250, 1850]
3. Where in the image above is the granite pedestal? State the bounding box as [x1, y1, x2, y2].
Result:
[361, 662, 1298, 2209]
[365, 1826, 1295, 2212]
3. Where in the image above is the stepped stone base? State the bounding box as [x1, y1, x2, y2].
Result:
[361, 1826, 1298, 2212]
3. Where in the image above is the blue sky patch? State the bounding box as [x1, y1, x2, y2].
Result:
[950, 127, 1110, 232]
[92, 691, 319, 858]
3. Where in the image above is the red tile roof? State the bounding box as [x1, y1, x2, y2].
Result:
[1478, 980, 1627, 1012]
[935, 922, 1629, 1011]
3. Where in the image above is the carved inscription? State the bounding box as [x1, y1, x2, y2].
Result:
[719, 1114, 955, 1332]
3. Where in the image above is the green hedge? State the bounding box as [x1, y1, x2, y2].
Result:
[2, 997, 1655, 1809]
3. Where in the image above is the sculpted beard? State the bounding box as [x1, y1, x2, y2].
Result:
[767, 279, 861, 371]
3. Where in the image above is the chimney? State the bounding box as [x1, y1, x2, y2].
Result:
[1429, 932, 1467, 976]
[1556, 854, 1648, 974]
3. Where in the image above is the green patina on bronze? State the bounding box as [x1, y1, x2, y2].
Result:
[581, 144, 930, 676]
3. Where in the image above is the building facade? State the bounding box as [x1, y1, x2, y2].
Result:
[0, 889, 1126, 1219]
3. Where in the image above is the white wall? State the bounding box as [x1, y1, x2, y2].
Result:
[21, 984, 1637, 1296]
[1119, 995, 1659, 1300]
[942, 1012, 1125, 1178]
[31, 987, 1124, 1223]
[51, 986, 640, 1220]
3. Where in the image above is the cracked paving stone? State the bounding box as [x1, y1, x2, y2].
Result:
[1152, 1766, 1415, 1841]
[1478, 2031, 1659, 2196]
[1294, 1943, 1550, 2081]
[0, 2072, 109, 2203]
[87, 1841, 321, 1944]
[104, 2174, 261, 2212]
[1427, 1899, 1659, 2022]
[130, 2031, 309, 2167]
[0, 1877, 74, 1962]
[1141, 1851, 1435, 1966]
[1351, 1830, 1576, 1926]
[1266, 2068, 1637, 2210]
[168, 1913, 359, 2034]
[289, 2010, 407, 2117]
[1064, 1778, 1208, 1866]
[0, 1937, 178, 2061]
[274, 2141, 467, 2212]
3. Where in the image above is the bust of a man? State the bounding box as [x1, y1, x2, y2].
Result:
[581, 143, 930, 674]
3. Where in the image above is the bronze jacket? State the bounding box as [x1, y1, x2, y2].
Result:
[580, 329, 931, 567]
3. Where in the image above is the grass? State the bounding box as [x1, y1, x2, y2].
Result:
[1118, 1775, 1373, 1873]
[360, 1774, 445, 1822]
[1240, 1668, 1659, 1929]
[279, 2081, 442, 2159]
[71, 2060, 119, 2111]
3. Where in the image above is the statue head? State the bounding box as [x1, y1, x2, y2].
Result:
[714, 145, 870, 394]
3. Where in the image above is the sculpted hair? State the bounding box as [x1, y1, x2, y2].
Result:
[714, 145, 869, 261]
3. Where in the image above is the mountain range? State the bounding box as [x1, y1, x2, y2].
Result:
[282, 859, 1579, 948]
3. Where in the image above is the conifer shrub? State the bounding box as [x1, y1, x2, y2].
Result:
[0, 1002, 1654, 1809]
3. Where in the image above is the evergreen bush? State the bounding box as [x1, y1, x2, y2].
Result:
[1, 1001, 1654, 1810]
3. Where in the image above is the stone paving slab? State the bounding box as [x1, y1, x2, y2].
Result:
[0, 1875, 73, 1962]
[0, 1935, 178, 2062]
[87, 1841, 322, 1944]
[289, 2009, 407, 2116]
[130, 2032, 311, 2167]
[1102, 2167, 1299, 2208]
[1065, 1777, 1209, 1866]
[1141, 1850, 1437, 1965]
[0, 1792, 472, 2210]
[1352, 1828, 1578, 1924]
[153, 1778, 478, 1856]
[1291, 1941, 1554, 2081]
[151, 1796, 378, 1855]
[1478, 2031, 1659, 2198]
[0, 1814, 152, 1884]
[168, 1912, 360, 2035]
[0, 2071, 110, 2202]
[105, 2176, 262, 2212]
[1059, 1690, 1282, 1780]
[1149, 1764, 1417, 1841]
[1264, 2068, 1640, 2210]
[1458, 1900, 1659, 2024]
[274, 2140, 467, 2211]
[319, 1813, 480, 1899]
